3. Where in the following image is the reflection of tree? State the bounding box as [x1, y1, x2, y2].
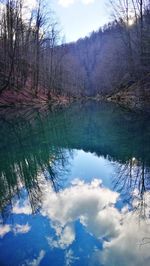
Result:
[0, 108, 73, 217]
[1, 101, 150, 218]
[113, 157, 150, 219]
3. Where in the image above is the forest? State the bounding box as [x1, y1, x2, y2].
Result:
[0, 0, 150, 105]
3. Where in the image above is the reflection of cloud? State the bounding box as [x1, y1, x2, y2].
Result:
[24, 250, 45, 266]
[41, 178, 150, 265]
[65, 249, 79, 266]
[12, 200, 32, 215]
[0, 224, 11, 238]
[94, 191, 150, 266]
[58, 0, 95, 7]
[47, 224, 75, 249]
[0, 223, 31, 238]
[99, 209, 150, 266]
[13, 223, 31, 235]
[41, 179, 121, 246]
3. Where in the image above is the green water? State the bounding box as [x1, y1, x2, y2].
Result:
[0, 101, 150, 266]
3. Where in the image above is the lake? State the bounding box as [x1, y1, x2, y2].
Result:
[0, 101, 150, 266]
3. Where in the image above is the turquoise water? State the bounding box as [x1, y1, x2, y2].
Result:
[0, 101, 150, 266]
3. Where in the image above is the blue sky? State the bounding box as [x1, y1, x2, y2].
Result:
[51, 0, 111, 42]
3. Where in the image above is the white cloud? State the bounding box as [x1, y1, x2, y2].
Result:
[98, 212, 150, 266]
[40, 178, 150, 265]
[25, 250, 45, 266]
[65, 249, 79, 266]
[22, 0, 37, 21]
[0, 224, 11, 238]
[58, 0, 74, 7]
[41, 179, 121, 246]
[23, 0, 37, 10]
[81, 0, 95, 4]
[47, 224, 75, 249]
[58, 0, 95, 7]
[12, 200, 32, 215]
[93, 191, 150, 266]
[13, 223, 31, 235]
[0, 222, 31, 238]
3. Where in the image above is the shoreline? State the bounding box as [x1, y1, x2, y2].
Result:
[0, 84, 150, 114]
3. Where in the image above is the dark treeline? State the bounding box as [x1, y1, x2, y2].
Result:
[0, 0, 150, 100]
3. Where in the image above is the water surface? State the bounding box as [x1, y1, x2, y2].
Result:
[0, 101, 150, 266]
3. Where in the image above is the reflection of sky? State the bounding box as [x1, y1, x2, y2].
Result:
[65, 150, 114, 188]
[0, 150, 150, 266]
